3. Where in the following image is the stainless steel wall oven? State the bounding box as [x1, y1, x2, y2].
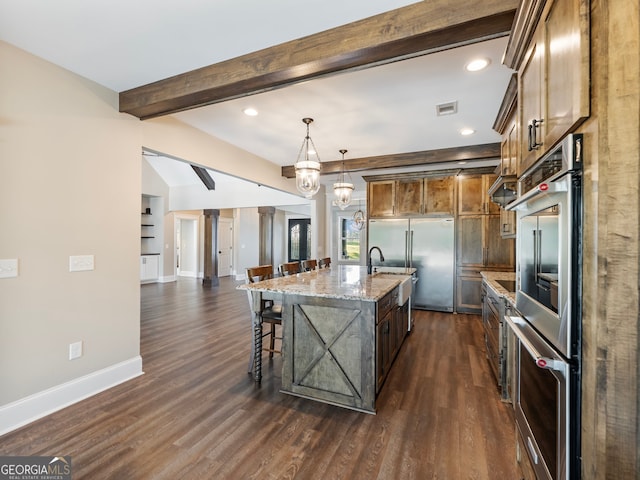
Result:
[506, 134, 582, 480]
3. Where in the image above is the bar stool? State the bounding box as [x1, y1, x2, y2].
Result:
[301, 259, 318, 271]
[279, 261, 301, 276]
[318, 257, 331, 269]
[246, 265, 282, 382]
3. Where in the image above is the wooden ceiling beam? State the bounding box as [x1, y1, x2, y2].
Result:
[281, 143, 501, 178]
[119, 1, 517, 119]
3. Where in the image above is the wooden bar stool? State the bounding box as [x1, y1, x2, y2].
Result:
[246, 265, 282, 382]
[318, 257, 331, 269]
[301, 259, 318, 271]
[279, 261, 301, 276]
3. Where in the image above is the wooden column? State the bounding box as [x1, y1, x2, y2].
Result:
[580, 0, 640, 477]
[258, 207, 275, 266]
[203, 209, 220, 287]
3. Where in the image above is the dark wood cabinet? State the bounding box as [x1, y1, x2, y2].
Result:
[424, 176, 454, 215]
[376, 288, 406, 393]
[517, 0, 590, 176]
[368, 175, 455, 218]
[456, 272, 484, 314]
[456, 214, 514, 314]
[368, 181, 395, 217]
[395, 179, 423, 216]
[457, 174, 499, 216]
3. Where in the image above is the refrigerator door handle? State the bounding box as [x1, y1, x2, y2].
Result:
[404, 230, 409, 267]
[409, 230, 414, 267]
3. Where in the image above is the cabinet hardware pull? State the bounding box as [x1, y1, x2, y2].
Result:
[531, 118, 543, 149]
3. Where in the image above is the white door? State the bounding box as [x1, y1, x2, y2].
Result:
[217, 217, 233, 277]
[178, 218, 198, 277]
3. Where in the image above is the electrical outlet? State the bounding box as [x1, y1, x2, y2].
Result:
[0, 259, 18, 278]
[69, 341, 83, 360]
[69, 255, 94, 272]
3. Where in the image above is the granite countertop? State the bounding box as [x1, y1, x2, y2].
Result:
[238, 265, 408, 302]
[480, 270, 517, 305]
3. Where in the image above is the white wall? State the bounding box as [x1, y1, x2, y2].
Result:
[234, 208, 260, 279]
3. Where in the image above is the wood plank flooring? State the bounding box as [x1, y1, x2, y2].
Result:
[0, 277, 521, 479]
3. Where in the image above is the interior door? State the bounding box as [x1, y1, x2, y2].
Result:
[288, 219, 311, 262]
[217, 217, 233, 277]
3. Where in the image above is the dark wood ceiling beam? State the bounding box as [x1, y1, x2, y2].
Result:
[119, 1, 517, 119]
[281, 143, 501, 178]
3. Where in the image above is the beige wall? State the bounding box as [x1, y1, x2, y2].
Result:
[0, 42, 141, 404]
[0, 41, 312, 427]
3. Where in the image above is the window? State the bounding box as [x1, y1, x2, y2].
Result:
[340, 216, 361, 261]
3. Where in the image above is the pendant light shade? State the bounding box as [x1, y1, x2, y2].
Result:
[294, 118, 321, 199]
[353, 200, 366, 230]
[333, 149, 354, 210]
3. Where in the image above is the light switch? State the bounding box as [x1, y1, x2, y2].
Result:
[69, 341, 83, 360]
[69, 255, 94, 272]
[0, 259, 18, 278]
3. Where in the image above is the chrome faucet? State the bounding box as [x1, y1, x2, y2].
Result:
[367, 246, 385, 274]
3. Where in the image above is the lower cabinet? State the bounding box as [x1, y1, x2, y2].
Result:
[456, 270, 484, 314]
[140, 255, 159, 282]
[376, 289, 409, 393]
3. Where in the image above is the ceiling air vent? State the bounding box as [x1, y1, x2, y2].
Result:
[436, 101, 458, 116]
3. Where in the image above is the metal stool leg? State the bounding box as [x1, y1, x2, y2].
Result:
[253, 319, 263, 382]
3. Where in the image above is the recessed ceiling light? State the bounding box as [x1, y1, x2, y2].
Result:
[460, 128, 476, 136]
[465, 58, 490, 72]
[243, 107, 258, 116]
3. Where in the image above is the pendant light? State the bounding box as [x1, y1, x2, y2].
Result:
[294, 117, 321, 199]
[333, 149, 354, 210]
[353, 199, 366, 230]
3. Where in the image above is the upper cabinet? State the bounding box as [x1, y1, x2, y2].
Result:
[492, 73, 518, 238]
[368, 176, 455, 218]
[368, 180, 396, 217]
[504, 0, 590, 176]
[457, 174, 499, 216]
[395, 179, 423, 216]
[424, 176, 454, 215]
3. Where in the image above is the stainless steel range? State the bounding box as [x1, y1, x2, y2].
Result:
[506, 134, 582, 480]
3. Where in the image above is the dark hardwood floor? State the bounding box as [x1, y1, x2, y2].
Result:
[0, 277, 521, 479]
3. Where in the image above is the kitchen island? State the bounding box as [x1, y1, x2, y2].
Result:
[240, 265, 412, 413]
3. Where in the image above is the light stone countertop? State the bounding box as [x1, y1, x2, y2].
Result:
[238, 265, 407, 302]
[480, 270, 517, 305]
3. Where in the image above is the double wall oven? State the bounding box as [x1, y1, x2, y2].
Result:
[506, 134, 582, 480]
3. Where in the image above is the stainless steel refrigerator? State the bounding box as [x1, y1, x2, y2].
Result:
[368, 218, 455, 311]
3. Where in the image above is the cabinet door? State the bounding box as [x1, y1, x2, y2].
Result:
[456, 272, 483, 314]
[376, 315, 391, 392]
[543, 0, 590, 149]
[501, 115, 518, 176]
[140, 255, 159, 281]
[368, 181, 395, 217]
[484, 174, 500, 215]
[457, 175, 485, 215]
[500, 208, 517, 238]
[395, 179, 423, 216]
[425, 176, 454, 215]
[457, 215, 484, 267]
[519, 34, 544, 176]
[486, 215, 515, 268]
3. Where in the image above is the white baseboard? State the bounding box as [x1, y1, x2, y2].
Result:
[0, 356, 143, 436]
[178, 270, 197, 278]
[159, 275, 176, 283]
